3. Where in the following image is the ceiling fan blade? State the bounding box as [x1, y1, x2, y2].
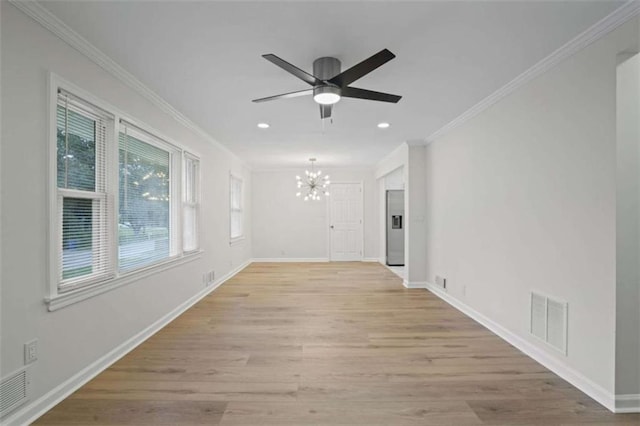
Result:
[320, 104, 332, 119]
[328, 49, 396, 87]
[341, 87, 402, 103]
[252, 88, 313, 103]
[263, 54, 320, 86]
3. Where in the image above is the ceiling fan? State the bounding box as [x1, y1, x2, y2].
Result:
[252, 49, 402, 120]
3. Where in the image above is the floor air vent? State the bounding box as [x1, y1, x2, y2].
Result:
[0, 367, 30, 418]
[530, 291, 568, 355]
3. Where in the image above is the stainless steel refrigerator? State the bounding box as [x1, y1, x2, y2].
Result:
[386, 190, 405, 266]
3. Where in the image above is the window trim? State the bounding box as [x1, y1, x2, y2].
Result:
[229, 173, 244, 243]
[47, 73, 202, 311]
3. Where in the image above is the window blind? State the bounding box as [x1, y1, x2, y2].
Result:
[57, 91, 112, 287]
[118, 123, 172, 271]
[230, 175, 243, 239]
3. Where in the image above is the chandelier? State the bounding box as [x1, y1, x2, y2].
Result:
[296, 158, 330, 201]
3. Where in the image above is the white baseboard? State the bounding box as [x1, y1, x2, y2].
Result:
[252, 257, 380, 263]
[424, 282, 621, 413]
[2, 259, 252, 426]
[616, 394, 640, 413]
[251, 257, 329, 263]
[403, 280, 426, 289]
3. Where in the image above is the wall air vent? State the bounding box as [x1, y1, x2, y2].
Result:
[530, 291, 568, 355]
[0, 367, 31, 418]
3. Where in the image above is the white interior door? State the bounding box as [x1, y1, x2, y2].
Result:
[329, 183, 363, 261]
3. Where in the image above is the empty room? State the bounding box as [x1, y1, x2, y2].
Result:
[1, 0, 639, 424]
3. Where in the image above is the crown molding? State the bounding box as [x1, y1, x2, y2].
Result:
[251, 166, 375, 173]
[9, 0, 250, 169]
[426, 0, 640, 143]
[406, 139, 428, 147]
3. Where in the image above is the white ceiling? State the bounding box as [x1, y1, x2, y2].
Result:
[40, 1, 623, 168]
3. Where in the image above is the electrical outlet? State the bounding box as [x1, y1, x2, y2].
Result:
[24, 340, 38, 364]
[204, 270, 215, 287]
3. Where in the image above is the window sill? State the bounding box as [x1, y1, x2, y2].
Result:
[229, 237, 245, 246]
[45, 251, 203, 312]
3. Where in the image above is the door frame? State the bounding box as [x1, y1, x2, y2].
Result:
[327, 181, 364, 261]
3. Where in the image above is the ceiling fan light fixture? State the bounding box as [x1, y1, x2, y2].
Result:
[313, 86, 341, 105]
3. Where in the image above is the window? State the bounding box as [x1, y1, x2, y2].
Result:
[183, 154, 200, 252]
[230, 175, 243, 240]
[56, 90, 112, 288]
[118, 122, 176, 271]
[50, 78, 201, 305]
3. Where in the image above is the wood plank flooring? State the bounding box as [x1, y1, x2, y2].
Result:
[35, 262, 640, 425]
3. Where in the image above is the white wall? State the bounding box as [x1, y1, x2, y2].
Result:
[0, 2, 251, 418]
[424, 17, 639, 397]
[616, 53, 640, 396]
[384, 167, 404, 190]
[406, 144, 427, 284]
[252, 168, 378, 260]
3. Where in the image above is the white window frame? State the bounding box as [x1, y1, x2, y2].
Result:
[229, 173, 244, 243]
[55, 92, 115, 292]
[47, 73, 202, 311]
[182, 152, 201, 253]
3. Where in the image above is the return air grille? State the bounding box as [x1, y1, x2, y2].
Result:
[530, 291, 568, 355]
[0, 367, 30, 418]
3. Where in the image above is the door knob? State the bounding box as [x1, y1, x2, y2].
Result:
[330, 225, 334, 229]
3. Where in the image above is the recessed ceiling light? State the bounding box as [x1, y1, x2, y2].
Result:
[257, 123, 270, 129]
[377, 122, 390, 129]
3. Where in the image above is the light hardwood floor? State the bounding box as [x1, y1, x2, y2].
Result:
[35, 262, 640, 425]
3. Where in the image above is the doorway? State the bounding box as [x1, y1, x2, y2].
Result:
[329, 182, 363, 261]
[386, 190, 405, 267]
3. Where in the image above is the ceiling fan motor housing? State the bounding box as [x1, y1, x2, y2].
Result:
[313, 56, 341, 81]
